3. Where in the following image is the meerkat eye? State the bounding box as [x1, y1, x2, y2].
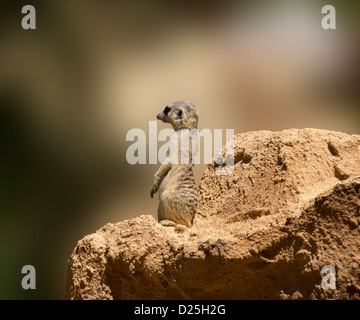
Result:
[164, 106, 171, 115]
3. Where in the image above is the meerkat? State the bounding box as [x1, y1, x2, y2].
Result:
[150, 100, 199, 228]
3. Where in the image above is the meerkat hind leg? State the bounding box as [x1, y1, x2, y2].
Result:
[159, 219, 177, 227]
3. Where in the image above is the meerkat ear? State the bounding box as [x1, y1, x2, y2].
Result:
[174, 108, 182, 120]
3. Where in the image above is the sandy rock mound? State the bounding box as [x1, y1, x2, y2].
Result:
[198, 128, 360, 219]
[65, 129, 360, 300]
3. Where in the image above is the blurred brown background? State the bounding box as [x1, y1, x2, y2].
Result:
[0, 0, 359, 299]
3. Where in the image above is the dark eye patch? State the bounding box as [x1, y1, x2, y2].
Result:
[164, 106, 171, 115]
[177, 109, 183, 118]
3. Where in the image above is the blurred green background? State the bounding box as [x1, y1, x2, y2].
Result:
[0, 0, 359, 299]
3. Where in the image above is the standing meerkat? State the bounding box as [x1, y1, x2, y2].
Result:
[150, 100, 199, 228]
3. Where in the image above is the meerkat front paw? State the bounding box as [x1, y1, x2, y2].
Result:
[150, 184, 159, 198]
[151, 177, 162, 198]
[150, 187, 156, 198]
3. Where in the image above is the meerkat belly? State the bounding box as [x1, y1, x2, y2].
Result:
[159, 168, 197, 227]
[159, 165, 197, 201]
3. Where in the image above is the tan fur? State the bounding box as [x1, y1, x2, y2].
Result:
[150, 101, 199, 227]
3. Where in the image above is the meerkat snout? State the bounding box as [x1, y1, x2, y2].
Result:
[150, 100, 199, 228]
[157, 106, 171, 121]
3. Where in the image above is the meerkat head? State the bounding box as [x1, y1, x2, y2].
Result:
[157, 100, 199, 130]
